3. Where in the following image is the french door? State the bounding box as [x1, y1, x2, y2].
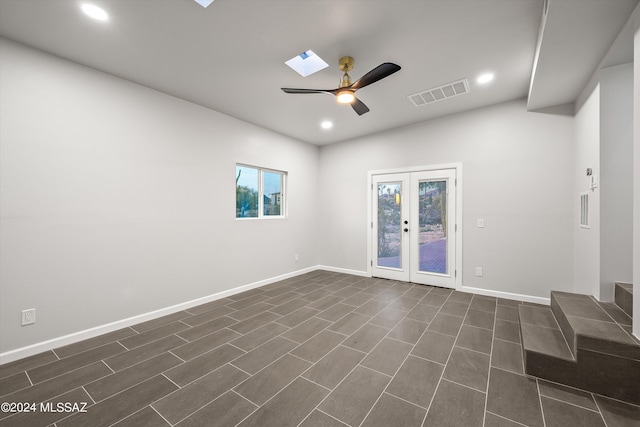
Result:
[372, 169, 457, 288]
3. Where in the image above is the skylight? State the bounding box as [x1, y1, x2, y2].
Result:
[193, 0, 215, 7]
[285, 50, 329, 77]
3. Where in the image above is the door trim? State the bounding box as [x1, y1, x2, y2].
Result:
[367, 163, 463, 289]
[371, 173, 411, 282]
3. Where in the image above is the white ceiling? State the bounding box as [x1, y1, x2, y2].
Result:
[0, 0, 637, 145]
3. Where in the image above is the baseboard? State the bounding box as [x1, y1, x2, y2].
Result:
[319, 266, 550, 305]
[316, 265, 369, 277]
[460, 285, 550, 306]
[0, 266, 317, 365]
[1, 264, 553, 365]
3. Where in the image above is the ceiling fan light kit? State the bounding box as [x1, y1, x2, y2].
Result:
[337, 90, 355, 104]
[281, 56, 401, 116]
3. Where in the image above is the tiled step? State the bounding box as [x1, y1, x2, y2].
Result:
[519, 305, 575, 384]
[614, 282, 633, 318]
[597, 301, 632, 331]
[551, 291, 639, 361]
[519, 292, 640, 405]
[519, 305, 574, 360]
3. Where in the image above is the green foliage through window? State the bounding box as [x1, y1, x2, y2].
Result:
[236, 165, 286, 218]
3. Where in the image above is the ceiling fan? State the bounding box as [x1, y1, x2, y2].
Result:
[281, 56, 401, 116]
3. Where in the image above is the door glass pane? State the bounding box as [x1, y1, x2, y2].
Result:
[377, 182, 402, 269]
[263, 171, 283, 216]
[418, 180, 447, 274]
[236, 165, 259, 218]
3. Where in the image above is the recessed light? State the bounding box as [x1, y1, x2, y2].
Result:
[477, 73, 494, 84]
[321, 121, 333, 130]
[81, 4, 109, 21]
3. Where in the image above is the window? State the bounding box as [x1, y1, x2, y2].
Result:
[236, 164, 286, 218]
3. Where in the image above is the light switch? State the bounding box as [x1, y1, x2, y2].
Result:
[477, 218, 485, 228]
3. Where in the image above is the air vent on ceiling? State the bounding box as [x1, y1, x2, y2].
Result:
[408, 79, 470, 107]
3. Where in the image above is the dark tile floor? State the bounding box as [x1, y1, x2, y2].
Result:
[1, 270, 639, 426]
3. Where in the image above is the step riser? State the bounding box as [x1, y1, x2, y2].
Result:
[614, 282, 633, 318]
[521, 290, 640, 406]
[523, 350, 577, 386]
[550, 294, 575, 357]
[577, 334, 640, 360]
[523, 347, 640, 405]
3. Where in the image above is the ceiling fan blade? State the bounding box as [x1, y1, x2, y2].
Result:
[351, 97, 370, 115]
[350, 63, 401, 91]
[281, 88, 336, 94]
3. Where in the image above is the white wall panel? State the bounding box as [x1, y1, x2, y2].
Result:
[600, 64, 633, 301]
[318, 99, 574, 299]
[0, 39, 319, 353]
[573, 86, 601, 298]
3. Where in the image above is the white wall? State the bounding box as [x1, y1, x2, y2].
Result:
[0, 39, 319, 354]
[572, 63, 634, 303]
[573, 86, 601, 298]
[634, 13, 640, 338]
[318, 99, 575, 300]
[600, 64, 634, 301]
[3, 12, 637, 356]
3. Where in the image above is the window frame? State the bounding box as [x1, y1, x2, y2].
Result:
[235, 163, 287, 219]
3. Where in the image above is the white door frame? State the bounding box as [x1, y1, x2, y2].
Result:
[367, 163, 463, 289]
[371, 173, 411, 282]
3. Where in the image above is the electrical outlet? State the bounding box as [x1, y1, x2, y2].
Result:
[475, 267, 483, 277]
[21, 308, 36, 326]
[477, 218, 485, 228]
[294, 253, 299, 262]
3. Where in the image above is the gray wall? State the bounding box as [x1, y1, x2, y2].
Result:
[600, 64, 633, 301]
[634, 13, 640, 338]
[573, 85, 601, 297]
[571, 6, 638, 334]
[0, 39, 320, 354]
[572, 63, 634, 302]
[318, 99, 575, 299]
[3, 12, 637, 356]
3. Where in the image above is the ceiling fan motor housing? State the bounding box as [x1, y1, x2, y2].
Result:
[339, 56, 354, 87]
[338, 56, 354, 72]
[281, 56, 400, 116]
